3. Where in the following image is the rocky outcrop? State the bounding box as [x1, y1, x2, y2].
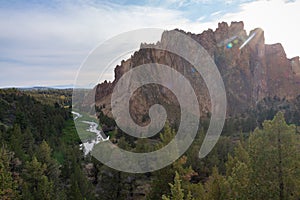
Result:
[93, 21, 300, 123]
[291, 56, 300, 76]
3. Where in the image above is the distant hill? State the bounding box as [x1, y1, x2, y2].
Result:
[17, 84, 74, 90]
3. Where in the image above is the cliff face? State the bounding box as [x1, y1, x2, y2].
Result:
[93, 21, 300, 123]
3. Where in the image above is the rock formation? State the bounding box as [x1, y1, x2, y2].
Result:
[92, 21, 300, 124]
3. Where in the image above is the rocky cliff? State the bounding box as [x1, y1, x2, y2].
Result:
[93, 21, 300, 124]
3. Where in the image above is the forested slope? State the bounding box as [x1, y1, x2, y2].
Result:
[1, 89, 300, 199]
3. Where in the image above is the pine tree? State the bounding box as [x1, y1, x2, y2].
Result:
[22, 127, 34, 157]
[10, 124, 24, 160]
[69, 175, 83, 200]
[204, 167, 229, 200]
[162, 172, 184, 200]
[36, 141, 62, 199]
[68, 158, 94, 200]
[150, 122, 198, 200]
[22, 156, 54, 200]
[248, 112, 300, 199]
[186, 183, 205, 200]
[148, 122, 177, 200]
[186, 191, 193, 200]
[36, 140, 60, 181]
[225, 142, 251, 199]
[170, 172, 185, 200]
[0, 147, 20, 200]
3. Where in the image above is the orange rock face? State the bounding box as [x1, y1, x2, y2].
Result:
[93, 21, 300, 122]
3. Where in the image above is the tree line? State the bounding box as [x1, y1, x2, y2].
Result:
[0, 89, 299, 199]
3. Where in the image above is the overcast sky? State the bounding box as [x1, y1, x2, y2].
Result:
[0, 0, 299, 88]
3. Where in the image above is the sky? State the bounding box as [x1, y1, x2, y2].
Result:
[0, 0, 299, 88]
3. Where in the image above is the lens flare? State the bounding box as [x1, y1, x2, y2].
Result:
[226, 42, 233, 49]
[239, 32, 257, 50]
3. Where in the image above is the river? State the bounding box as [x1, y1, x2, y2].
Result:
[72, 111, 109, 155]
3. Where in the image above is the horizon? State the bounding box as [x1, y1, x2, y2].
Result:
[1, 0, 300, 88]
[0, 84, 75, 89]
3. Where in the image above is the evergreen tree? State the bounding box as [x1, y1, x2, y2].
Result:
[162, 171, 198, 200]
[248, 112, 300, 199]
[225, 142, 251, 199]
[0, 147, 20, 200]
[204, 167, 229, 200]
[10, 124, 24, 160]
[22, 157, 54, 200]
[22, 127, 34, 157]
[148, 122, 177, 200]
[36, 140, 60, 181]
[186, 183, 205, 200]
[162, 172, 184, 200]
[36, 140, 63, 199]
[186, 191, 193, 200]
[69, 175, 83, 200]
[149, 123, 198, 200]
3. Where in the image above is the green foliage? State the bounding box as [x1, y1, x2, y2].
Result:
[148, 123, 178, 199]
[22, 157, 54, 200]
[97, 108, 116, 128]
[162, 112, 300, 200]
[247, 112, 300, 199]
[22, 88, 72, 108]
[36, 141, 61, 183]
[186, 183, 205, 200]
[10, 124, 25, 160]
[162, 172, 184, 200]
[0, 147, 20, 200]
[61, 120, 80, 145]
[93, 158, 139, 200]
[204, 167, 229, 200]
[0, 89, 94, 199]
[223, 112, 300, 200]
[2, 89, 300, 200]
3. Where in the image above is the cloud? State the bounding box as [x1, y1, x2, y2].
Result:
[0, 61, 77, 87]
[213, 0, 300, 58]
[211, 11, 222, 16]
[0, 0, 299, 87]
[0, 2, 196, 87]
